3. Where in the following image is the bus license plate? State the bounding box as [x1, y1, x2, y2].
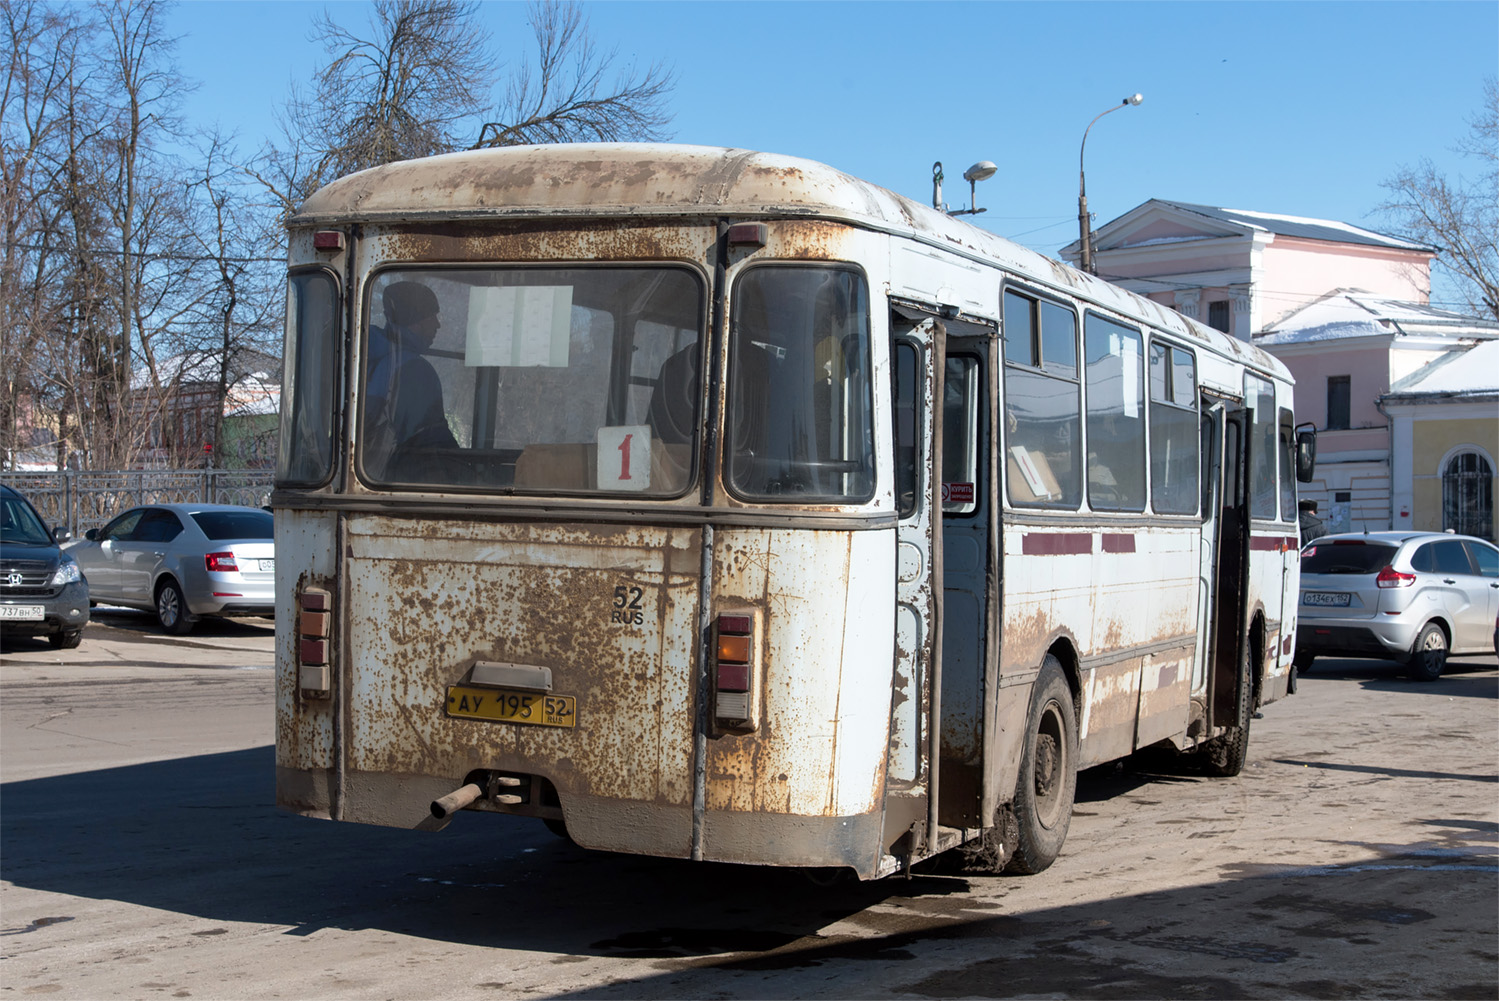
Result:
[445, 686, 576, 728]
[1304, 591, 1351, 607]
[0, 605, 45, 621]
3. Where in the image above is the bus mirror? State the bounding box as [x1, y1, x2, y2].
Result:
[1295, 426, 1317, 483]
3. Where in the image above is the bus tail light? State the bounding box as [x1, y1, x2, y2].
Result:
[713, 611, 760, 732]
[298, 587, 333, 696]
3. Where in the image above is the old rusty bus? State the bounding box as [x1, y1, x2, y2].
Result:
[274, 144, 1315, 878]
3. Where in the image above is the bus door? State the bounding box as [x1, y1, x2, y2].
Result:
[888, 312, 943, 853]
[937, 332, 993, 829]
[1194, 403, 1224, 698]
[1207, 405, 1252, 730]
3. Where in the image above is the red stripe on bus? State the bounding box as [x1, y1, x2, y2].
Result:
[1023, 533, 1093, 556]
[1101, 534, 1136, 554]
[1249, 535, 1298, 552]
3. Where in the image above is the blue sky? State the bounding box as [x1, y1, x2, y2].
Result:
[170, 1, 1494, 307]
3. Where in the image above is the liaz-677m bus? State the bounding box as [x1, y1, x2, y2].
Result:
[274, 144, 1316, 878]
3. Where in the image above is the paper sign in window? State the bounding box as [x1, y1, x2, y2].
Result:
[597, 425, 651, 492]
[465, 286, 573, 368]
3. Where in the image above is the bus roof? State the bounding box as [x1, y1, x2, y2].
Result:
[293, 143, 1289, 384]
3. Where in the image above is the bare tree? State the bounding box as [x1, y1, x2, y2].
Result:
[473, 0, 673, 148]
[278, 0, 496, 200]
[1380, 78, 1499, 320]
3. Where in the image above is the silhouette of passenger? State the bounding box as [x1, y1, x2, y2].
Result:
[367, 281, 459, 476]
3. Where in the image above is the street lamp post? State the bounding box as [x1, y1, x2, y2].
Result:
[1078, 93, 1143, 275]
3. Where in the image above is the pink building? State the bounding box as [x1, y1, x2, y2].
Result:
[1060, 199, 1435, 339]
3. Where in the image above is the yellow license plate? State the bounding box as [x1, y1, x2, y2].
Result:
[445, 686, 577, 728]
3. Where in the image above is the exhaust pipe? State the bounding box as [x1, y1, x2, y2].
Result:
[430, 782, 483, 820]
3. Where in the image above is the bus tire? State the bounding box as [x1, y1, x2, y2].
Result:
[1202, 648, 1253, 777]
[1005, 657, 1077, 875]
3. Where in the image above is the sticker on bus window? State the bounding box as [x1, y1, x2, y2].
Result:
[465, 285, 573, 368]
[597, 425, 651, 491]
[942, 482, 975, 505]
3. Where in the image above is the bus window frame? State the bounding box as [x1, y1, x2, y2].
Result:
[1146, 336, 1201, 518]
[353, 261, 710, 498]
[723, 260, 877, 507]
[278, 265, 343, 490]
[1001, 283, 1082, 511]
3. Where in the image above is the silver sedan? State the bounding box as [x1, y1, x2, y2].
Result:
[68, 504, 274, 634]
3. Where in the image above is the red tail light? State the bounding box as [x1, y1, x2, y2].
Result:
[713, 611, 759, 731]
[205, 551, 238, 572]
[1376, 565, 1415, 588]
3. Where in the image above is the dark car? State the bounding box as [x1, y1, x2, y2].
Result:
[0, 484, 89, 648]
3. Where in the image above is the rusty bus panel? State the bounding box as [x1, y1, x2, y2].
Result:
[702, 526, 895, 873]
[332, 515, 701, 856]
[275, 509, 338, 817]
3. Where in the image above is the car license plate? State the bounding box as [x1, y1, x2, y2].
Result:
[0, 604, 45, 621]
[1304, 591, 1351, 607]
[445, 685, 576, 728]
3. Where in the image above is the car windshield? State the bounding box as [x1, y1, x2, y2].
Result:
[1300, 540, 1398, 575]
[191, 510, 273, 540]
[0, 493, 52, 545]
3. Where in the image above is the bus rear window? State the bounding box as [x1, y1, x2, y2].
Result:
[359, 266, 705, 496]
[725, 267, 874, 504]
[1300, 541, 1397, 574]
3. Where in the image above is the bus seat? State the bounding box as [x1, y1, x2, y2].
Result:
[513, 444, 596, 490]
[647, 347, 698, 445]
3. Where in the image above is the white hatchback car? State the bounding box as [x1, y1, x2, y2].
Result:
[1295, 531, 1499, 680]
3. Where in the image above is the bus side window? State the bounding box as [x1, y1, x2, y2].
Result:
[1245, 373, 1277, 519]
[893, 341, 920, 518]
[1149, 343, 1199, 515]
[1002, 289, 1081, 508]
[1277, 407, 1296, 522]
[1085, 313, 1146, 512]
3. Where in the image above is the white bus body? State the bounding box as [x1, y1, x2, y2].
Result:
[275, 145, 1308, 878]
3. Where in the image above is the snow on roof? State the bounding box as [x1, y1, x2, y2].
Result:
[1387, 339, 1499, 396]
[1156, 201, 1434, 252]
[1255, 289, 1499, 346]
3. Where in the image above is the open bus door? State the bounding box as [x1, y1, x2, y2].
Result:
[1207, 404, 1253, 743]
[887, 311, 944, 859]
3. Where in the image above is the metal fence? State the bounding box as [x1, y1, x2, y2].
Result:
[0, 470, 276, 539]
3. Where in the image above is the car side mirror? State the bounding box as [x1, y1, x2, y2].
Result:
[52, 526, 72, 544]
[85, 528, 99, 542]
[1295, 425, 1317, 483]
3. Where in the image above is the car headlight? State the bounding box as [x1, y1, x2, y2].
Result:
[51, 560, 83, 585]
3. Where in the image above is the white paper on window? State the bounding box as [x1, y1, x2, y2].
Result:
[465, 286, 573, 368]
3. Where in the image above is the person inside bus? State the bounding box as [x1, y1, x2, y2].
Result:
[367, 281, 459, 478]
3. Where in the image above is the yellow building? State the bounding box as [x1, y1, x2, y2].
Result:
[1383, 339, 1499, 543]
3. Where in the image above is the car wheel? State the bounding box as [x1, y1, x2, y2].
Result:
[1004, 656, 1078, 875]
[1406, 622, 1447, 682]
[155, 579, 195, 635]
[48, 629, 83, 650]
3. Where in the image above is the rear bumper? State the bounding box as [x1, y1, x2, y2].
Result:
[1296, 618, 1417, 662]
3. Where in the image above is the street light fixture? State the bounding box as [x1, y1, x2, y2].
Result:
[933, 160, 998, 216]
[1078, 93, 1143, 275]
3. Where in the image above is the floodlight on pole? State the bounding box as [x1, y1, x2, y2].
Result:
[1078, 93, 1143, 275]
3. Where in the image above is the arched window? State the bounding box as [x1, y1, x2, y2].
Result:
[1443, 451, 1494, 540]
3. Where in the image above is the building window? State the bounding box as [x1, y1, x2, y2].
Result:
[1207, 300, 1230, 333]
[1443, 451, 1494, 541]
[1326, 375, 1350, 430]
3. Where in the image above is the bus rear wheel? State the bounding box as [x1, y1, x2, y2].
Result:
[1202, 647, 1253, 777]
[1005, 657, 1077, 875]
